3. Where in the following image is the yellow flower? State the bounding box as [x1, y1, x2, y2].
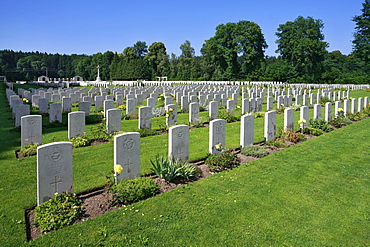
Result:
[281, 104, 285, 107]
[215, 142, 223, 151]
[338, 108, 344, 112]
[236, 105, 241, 109]
[298, 118, 306, 125]
[114, 164, 123, 174]
[169, 108, 174, 112]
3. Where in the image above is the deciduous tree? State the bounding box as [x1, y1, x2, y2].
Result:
[276, 16, 328, 83]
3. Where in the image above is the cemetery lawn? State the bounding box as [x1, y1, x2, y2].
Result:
[0, 83, 369, 246]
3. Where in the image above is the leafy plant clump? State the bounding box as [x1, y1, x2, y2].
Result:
[319, 96, 334, 106]
[241, 145, 269, 158]
[205, 150, 240, 172]
[138, 128, 159, 137]
[266, 138, 289, 148]
[19, 144, 38, 157]
[150, 156, 201, 182]
[111, 177, 158, 205]
[71, 136, 91, 148]
[303, 126, 323, 136]
[219, 111, 240, 123]
[279, 128, 306, 143]
[85, 114, 104, 124]
[329, 117, 353, 128]
[34, 192, 83, 232]
[309, 119, 333, 132]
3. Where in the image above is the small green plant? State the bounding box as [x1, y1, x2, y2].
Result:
[175, 161, 201, 180]
[34, 192, 83, 232]
[252, 112, 264, 118]
[85, 114, 104, 124]
[276, 106, 286, 114]
[150, 155, 200, 181]
[219, 111, 240, 123]
[266, 138, 289, 148]
[303, 126, 323, 136]
[329, 117, 353, 128]
[121, 113, 131, 120]
[138, 128, 159, 137]
[319, 96, 334, 106]
[71, 136, 91, 148]
[309, 119, 333, 132]
[279, 129, 307, 143]
[241, 145, 269, 158]
[19, 144, 38, 157]
[346, 113, 362, 121]
[204, 150, 240, 172]
[111, 177, 158, 205]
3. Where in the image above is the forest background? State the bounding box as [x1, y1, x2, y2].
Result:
[1, 1, 369, 84]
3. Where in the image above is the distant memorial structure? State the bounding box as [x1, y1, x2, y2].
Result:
[96, 65, 101, 82]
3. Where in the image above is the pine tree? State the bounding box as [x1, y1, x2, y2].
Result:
[353, 0, 370, 62]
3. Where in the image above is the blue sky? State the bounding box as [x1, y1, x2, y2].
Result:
[1, 0, 364, 57]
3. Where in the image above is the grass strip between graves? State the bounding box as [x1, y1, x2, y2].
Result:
[0, 83, 369, 246]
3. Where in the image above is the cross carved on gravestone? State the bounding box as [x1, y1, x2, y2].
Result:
[123, 159, 133, 173]
[50, 176, 62, 193]
[29, 132, 36, 143]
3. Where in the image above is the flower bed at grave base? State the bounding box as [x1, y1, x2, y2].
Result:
[24, 134, 316, 241]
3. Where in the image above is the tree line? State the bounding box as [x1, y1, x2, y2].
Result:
[1, 1, 369, 84]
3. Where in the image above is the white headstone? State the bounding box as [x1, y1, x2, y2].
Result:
[49, 103, 62, 123]
[335, 101, 342, 118]
[240, 114, 254, 148]
[358, 97, 363, 112]
[78, 101, 91, 116]
[209, 101, 218, 121]
[147, 97, 156, 109]
[11, 98, 24, 117]
[126, 98, 136, 116]
[106, 109, 121, 134]
[325, 102, 332, 122]
[164, 96, 172, 107]
[138, 106, 152, 129]
[104, 100, 114, 118]
[32, 95, 41, 107]
[166, 104, 178, 127]
[242, 98, 250, 114]
[68, 111, 85, 140]
[181, 95, 189, 112]
[300, 106, 309, 127]
[226, 99, 235, 113]
[264, 111, 276, 142]
[284, 108, 294, 131]
[94, 95, 104, 111]
[114, 132, 140, 182]
[351, 98, 357, 114]
[189, 102, 200, 124]
[343, 99, 350, 117]
[266, 96, 273, 111]
[62, 97, 72, 112]
[169, 125, 189, 161]
[37, 142, 73, 205]
[209, 119, 226, 154]
[15, 104, 30, 127]
[116, 94, 124, 106]
[313, 104, 322, 120]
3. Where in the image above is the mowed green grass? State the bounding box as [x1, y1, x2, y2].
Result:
[0, 83, 369, 246]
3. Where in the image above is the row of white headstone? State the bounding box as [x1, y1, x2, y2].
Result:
[34, 96, 370, 205]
